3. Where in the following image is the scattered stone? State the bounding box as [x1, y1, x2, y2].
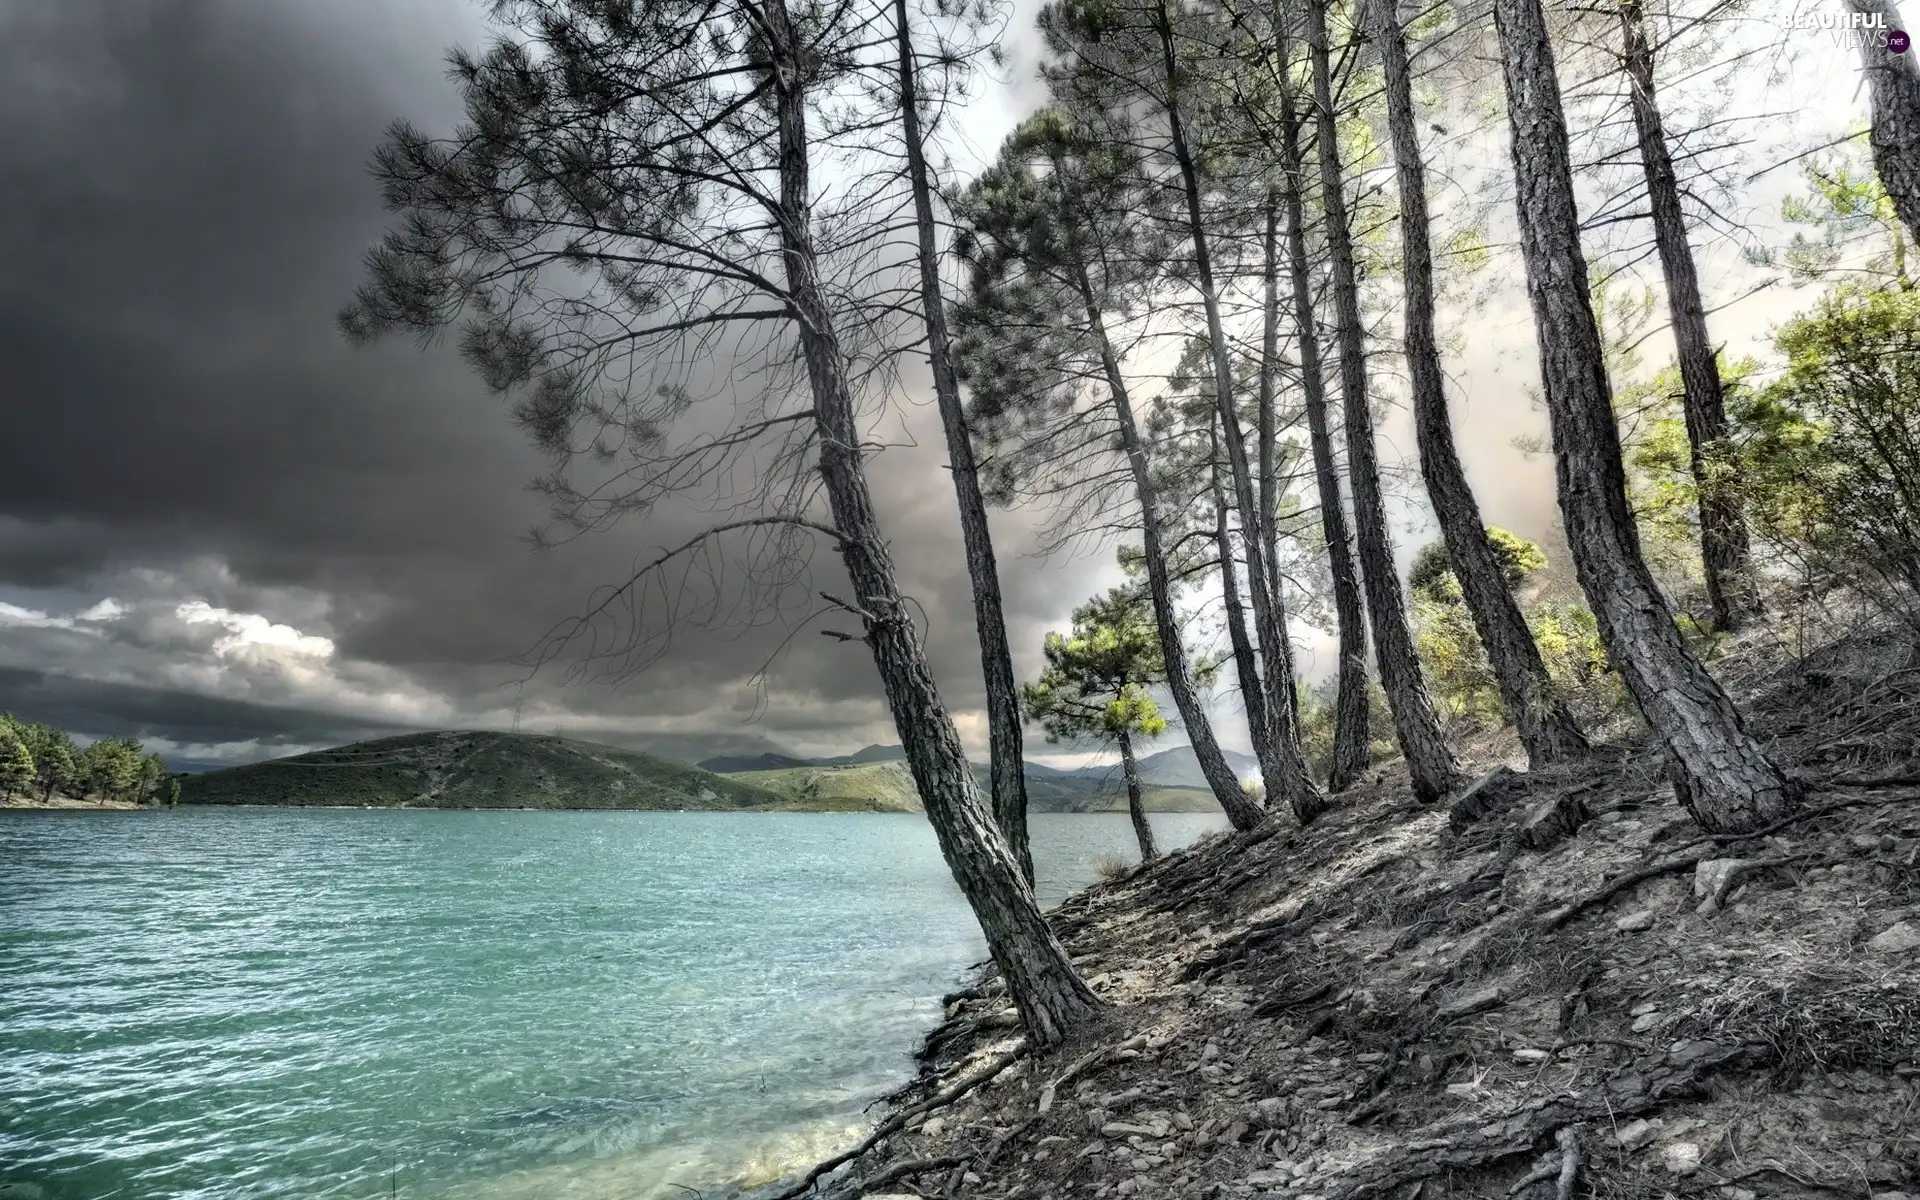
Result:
[1614, 1119, 1657, 1151]
[1202, 1043, 1222, 1061]
[1243, 1170, 1288, 1188]
[1517, 789, 1589, 850]
[1630, 1000, 1659, 1016]
[1615, 910, 1657, 933]
[920, 1117, 946, 1138]
[1662, 1142, 1702, 1176]
[1511, 1048, 1550, 1063]
[1630, 1011, 1662, 1034]
[1172, 1110, 1195, 1132]
[1693, 858, 1753, 914]
[1437, 985, 1506, 1022]
[1867, 922, 1920, 954]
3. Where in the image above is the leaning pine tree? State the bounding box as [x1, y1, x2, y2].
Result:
[891, 0, 1035, 882]
[952, 115, 1268, 831]
[1021, 587, 1174, 865]
[341, 0, 1098, 1047]
[1615, 0, 1759, 632]
[1366, 0, 1587, 767]
[1302, 0, 1466, 804]
[1491, 0, 1800, 833]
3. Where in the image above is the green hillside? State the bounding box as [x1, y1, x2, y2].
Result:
[728, 760, 1221, 814]
[179, 731, 784, 811]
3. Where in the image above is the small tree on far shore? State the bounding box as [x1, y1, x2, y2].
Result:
[0, 723, 32, 801]
[1022, 588, 1172, 865]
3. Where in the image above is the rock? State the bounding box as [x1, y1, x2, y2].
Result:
[1615, 910, 1657, 933]
[963, 1172, 982, 1185]
[1693, 858, 1753, 914]
[1103, 1122, 1160, 1139]
[1202, 1042, 1222, 1061]
[1517, 789, 1589, 850]
[1662, 1142, 1702, 1176]
[1614, 1118, 1657, 1151]
[1116, 1179, 1139, 1196]
[920, 1117, 946, 1138]
[1437, 985, 1507, 1022]
[1630, 1011, 1662, 1033]
[1172, 1110, 1195, 1131]
[1868, 922, 1920, 954]
[1512, 1048, 1550, 1063]
[1449, 765, 1531, 829]
[1630, 1000, 1659, 1016]
[1244, 1171, 1289, 1188]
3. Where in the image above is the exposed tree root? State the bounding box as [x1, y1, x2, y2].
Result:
[770, 1046, 1025, 1200]
[1317, 1041, 1755, 1200]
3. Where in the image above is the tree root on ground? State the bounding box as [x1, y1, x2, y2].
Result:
[1315, 1040, 1756, 1200]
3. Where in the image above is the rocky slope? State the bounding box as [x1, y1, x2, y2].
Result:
[758, 615, 1920, 1200]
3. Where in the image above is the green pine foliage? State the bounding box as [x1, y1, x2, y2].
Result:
[0, 715, 165, 804]
[1021, 588, 1170, 747]
[1743, 284, 1920, 629]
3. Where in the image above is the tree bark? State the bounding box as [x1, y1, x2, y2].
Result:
[1847, 0, 1920, 246]
[1118, 729, 1161, 863]
[1256, 191, 1302, 744]
[1275, 76, 1371, 793]
[893, 0, 1034, 883]
[766, 0, 1098, 1047]
[1155, 0, 1326, 822]
[1212, 425, 1278, 787]
[1617, 0, 1759, 632]
[1489, 0, 1801, 835]
[1368, 0, 1589, 767]
[1305, 0, 1466, 805]
[1074, 268, 1269, 832]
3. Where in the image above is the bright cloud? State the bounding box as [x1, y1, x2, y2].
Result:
[175, 601, 336, 659]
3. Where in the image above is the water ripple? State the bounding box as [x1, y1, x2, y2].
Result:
[1, 808, 1224, 1199]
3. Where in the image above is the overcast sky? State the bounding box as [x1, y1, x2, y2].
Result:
[0, 0, 1867, 770]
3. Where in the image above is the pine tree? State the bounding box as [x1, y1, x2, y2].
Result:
[1491, 0, 1799, 833]
[1022, 588, 1172, 863]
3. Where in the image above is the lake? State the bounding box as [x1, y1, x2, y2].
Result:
[0, 808, 1227, 1200]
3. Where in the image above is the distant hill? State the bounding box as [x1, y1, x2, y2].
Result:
[181, 731, 784, 811]
[694, 751, 813, 774]
[723, 759, 1222, 814]
[704, 742, 1258, 790]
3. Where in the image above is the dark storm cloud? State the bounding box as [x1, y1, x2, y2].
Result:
[0, 0, 1132, 765]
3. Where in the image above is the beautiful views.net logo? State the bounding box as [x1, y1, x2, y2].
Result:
[1782, 9, 1912, 54]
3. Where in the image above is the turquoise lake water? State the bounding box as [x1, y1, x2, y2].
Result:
[0, 809, 1227, 1200]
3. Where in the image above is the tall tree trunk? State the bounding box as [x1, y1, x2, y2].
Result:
[1074, 270, 1269, 832]
[1368, 0, 1589, 767]
[766, 0, 1098, 1048]
[1212, 424, 1278, 786]
[1846, 0, 1920, 246]
[1118, 729, 1161, 863]
[1155, 0, 1325, 822]
[1618, 0, 1759, 632]
[1256, 191, 1302, 744]
[1489, 0, 1801, 836]
[1304, 0, 1466, 805]
[893, 0, 1034, 883]
[1276, 76, 1370, 792]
